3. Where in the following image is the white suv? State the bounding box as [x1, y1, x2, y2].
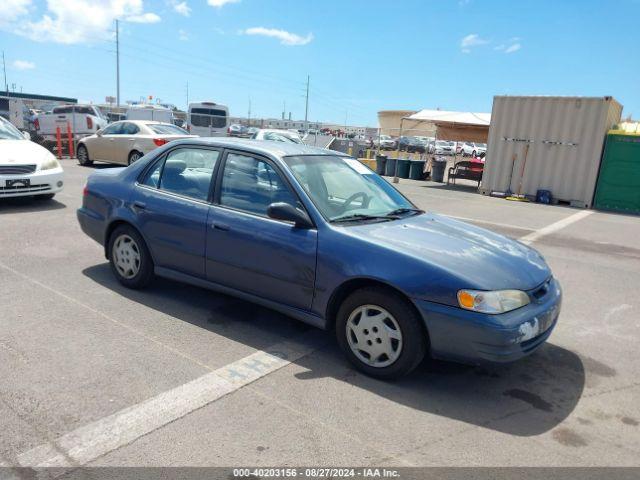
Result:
[461, 142, 487, 157]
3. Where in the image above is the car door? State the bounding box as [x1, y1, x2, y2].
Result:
[91, 123, 122, 162]
[205, 150, 317, 310]
[132, 146, 221, 278]
[118, 122, 140, 164]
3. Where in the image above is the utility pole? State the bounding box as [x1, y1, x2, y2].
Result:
[115, 19, 120, 108]
[304, 75, 309, 133]
[185, 81, 189, 110]
[2, 51, 7, 94]
[282, 100, 285, 120]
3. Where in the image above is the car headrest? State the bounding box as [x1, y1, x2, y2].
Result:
[164, 159, 187, 174]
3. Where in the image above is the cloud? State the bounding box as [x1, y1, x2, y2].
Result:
[242, 27, 313, 46]
[178, 28, 189, 41]
[168, 0, 190, 16]
[505, 43, 522, 53]
[3, 0, 161, 44]
[0, 0, 31, 28]
[494, 44, 505, 51]
[207, 0, 240, 7]
[12, 60, 35, 70]
[460, 33, 489, 50]
[126, 12, 161, 23]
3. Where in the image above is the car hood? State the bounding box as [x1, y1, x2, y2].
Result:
[346, 213, 550, 291]
[0, 139, 55, 166]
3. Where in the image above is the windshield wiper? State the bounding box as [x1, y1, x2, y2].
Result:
[331, 213, 399, 223]
[384, 207, 424, 217]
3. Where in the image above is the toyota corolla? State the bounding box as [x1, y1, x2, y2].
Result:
[77, 138, 561, 379]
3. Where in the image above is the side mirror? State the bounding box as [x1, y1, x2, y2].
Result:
[267, 202, 313, 229]
[22, 131, 31, 140]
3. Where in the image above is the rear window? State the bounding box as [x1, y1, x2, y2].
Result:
[149, 124, 189, 135]
[53, 106, 73, 114]
[190, 108, 227, 128]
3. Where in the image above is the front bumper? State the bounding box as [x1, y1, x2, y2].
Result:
[414, 277, 562, 364]
[0, 167, 64, 198]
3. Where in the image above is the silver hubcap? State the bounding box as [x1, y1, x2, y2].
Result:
[130, 153, 140, 163]
[78, 147, 87, 161]
[112, 234, 141, 279]
[346, 305, 403, 368]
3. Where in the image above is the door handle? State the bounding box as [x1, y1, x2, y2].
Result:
[211, 223, 230, 231]
[133, 201, 146, 210]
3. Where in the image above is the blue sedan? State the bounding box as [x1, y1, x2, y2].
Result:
[77, 138, 561, 379]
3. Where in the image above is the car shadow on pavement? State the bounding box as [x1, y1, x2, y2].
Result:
[0, 197, 66, 213]
[83, 264, 585, 437]
[421, 182, 481, 193]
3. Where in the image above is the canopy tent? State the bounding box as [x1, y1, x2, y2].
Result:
[403, 109, 491, 143]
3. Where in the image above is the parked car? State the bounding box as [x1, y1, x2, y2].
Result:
[429, 140, 455, 155]
[251, 128, 303, 144]
[77, 138, 561, 379]
[76, 120, 195, 166]
[187, 101, 229, 137]
[398, 136, 426, 153]
[461, 142, 487, 157]
[34, 104, 108, 149]
[0, 116, 63, 200]
[379, 135, 397, 150]
[228, 124, 248, 138]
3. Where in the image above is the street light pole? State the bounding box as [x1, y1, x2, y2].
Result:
[115, 19, 120, 109]
[304, 75, 309, 133]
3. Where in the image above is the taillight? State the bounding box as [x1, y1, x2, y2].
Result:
[153, 138, 168, 147]
[87, 117, 93, 129]
[34, 118, 40, 130]
[82, 184, 89, 196]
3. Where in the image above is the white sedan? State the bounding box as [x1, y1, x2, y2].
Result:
[250, 129, 303, 144]
[77, 120, 196, 166]
[0, 116, 63, 200]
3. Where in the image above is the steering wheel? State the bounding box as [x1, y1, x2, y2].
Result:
[339, 192, 370, 214]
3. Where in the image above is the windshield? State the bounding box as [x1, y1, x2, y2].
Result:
[283, 155, 417, 222]
[148, 124, 189, 135]
[0, 117, 25, 140]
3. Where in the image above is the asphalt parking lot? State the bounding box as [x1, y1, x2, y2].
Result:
[1, 158, 639, 471]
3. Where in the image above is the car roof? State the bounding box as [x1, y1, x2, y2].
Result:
[112, 120, 174, 126]
[168, 137, 345, 158]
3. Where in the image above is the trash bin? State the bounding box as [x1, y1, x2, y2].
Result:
[375, 154, 387, 175]
[396, 159, 410, 178]
[409, 160, 425, 180]
[384, 158, 397, 176]
[431, 157, 447, 183]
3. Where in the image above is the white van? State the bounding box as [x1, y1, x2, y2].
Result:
[125, 104, 174, 124]
[187, 101, 229, 137]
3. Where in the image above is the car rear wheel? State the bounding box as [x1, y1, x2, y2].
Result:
[108, 225, 154, 289]
[77, 144, 93, 166]
[336, 287, 427, 379]
[128, 151, 142, 165]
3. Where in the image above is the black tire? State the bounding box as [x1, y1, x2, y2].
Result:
[107, 224, 154, 289]
[77, 144, 93, 166]
[336, 287, 427, 380]
[472, 150, 476, 157]
[128, 151, 143, 165]
[35, 193, 55, 200]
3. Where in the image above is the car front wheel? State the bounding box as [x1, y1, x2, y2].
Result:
[336, 287, 427, 379]
[108, 225, 154, 289]
[77, 144, 93, 166]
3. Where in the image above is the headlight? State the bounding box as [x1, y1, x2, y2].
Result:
[457, 289, 530, 314]
[40, 157, 60, 170]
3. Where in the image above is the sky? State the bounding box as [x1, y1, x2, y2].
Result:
[1, 0, 639, 126]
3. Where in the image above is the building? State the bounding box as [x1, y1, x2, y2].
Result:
[378, 110, 436, 137]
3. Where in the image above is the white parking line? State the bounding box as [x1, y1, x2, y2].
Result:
[519, 210, 593, 245]
[16, 333, 322, 469]
[447, 215, 533, 232]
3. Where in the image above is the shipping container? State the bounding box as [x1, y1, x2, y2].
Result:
[481, 96, 623, 208]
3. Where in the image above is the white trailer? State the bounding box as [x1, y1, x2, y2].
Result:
[125, 104, 174, 123]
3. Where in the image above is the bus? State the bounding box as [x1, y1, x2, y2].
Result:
[187, 101, 229, 137]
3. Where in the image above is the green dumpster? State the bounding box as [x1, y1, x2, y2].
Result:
[384, 158, 396, 176]
[396, 159, 410, 178]
[375, 154, 387, 175]
[594, 132, 640, 214]
[409, 160, 425, 180]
